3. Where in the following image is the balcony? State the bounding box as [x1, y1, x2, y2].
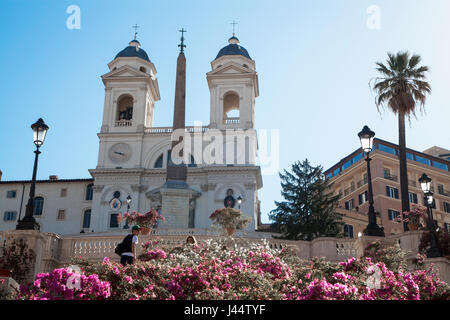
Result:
[144, 126, 210, 134]
[408, 179, 417, 187]
[344, 185, 355, 196]
[223, 117, 240, 125]
[384, 174, 398, 182]
[438, 188, 450, 197]
[357, 179, 368, 188]
[115, 120, 132, 127]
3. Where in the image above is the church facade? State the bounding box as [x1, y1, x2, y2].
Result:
[0, 35, 264, 235]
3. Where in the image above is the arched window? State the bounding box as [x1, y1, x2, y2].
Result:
[188, 155, 197, 168]
[223, 92, 240, 122]
[82, 209, 91, 229]
[33, 197, 44, 216]
[85, 183, 93, 201]
[154, 154, 164, 168]
[139, 66, 147, 73]
[117, 95, 133, 121]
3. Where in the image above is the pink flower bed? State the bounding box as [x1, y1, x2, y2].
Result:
[17, 239, 450, 300]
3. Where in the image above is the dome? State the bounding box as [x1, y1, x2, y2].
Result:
[215, 36, 251, 60]
[115, 39, 151, 62]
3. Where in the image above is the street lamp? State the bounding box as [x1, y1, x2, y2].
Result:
[237, 196, 243, 210]
[419, 173, 441, 258]
[358, 126, 385, 237]
[16, 118, 49, 230]
[123, 195, 132, 229]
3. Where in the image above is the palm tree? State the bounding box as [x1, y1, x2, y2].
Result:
[372, 51, 431, 231]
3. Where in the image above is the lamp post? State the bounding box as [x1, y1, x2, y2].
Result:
[418, 173, 441, 258]
[16, 118, 49, 230]
[358, 126, 385, 237]
[237, 196, 243, 210]
[124, 195, 132, 229]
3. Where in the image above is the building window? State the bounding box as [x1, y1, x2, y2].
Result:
[345, 199, 354, 211]
[139, 66, 147, 73]
[406, 153, 414, 161]
[386, 186, 399, 199]
[408, 192, 418, 204]
[326, 173, 333, 180]
[188, 155, 197, 168]
[3, 211, 17, 221]
[432, 161, 448, 171]
[378, 144, 397, 156]
[388, 209, 401, 221]
[415, 155, 431, 166]
[333, 168, 341, 176]
[443, 202, 450, 214]
[83, 210, 91, 229]
[359, 191, 368, 205]
[85, 184, 93, 201]
[33, 197, 44, 216]
[352, 153, 363, 164]
[445, 223, 450, 233]
[342, 160, 351, 171]
[344, 224, 354, 238]
[110, 214, 119, 228]
[154, 154, 164, 168]
[443, 201, 450, 213]
[60, 188, 67, 197]
[6, 190, 17, 199]
[57, 209, 66, 221]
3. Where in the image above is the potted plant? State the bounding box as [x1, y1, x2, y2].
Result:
[209, 208, 251, 236]
[402, 204, 427, 231]
[118, 209, 165, 235]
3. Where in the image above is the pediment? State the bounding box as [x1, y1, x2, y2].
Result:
[209, 62, 254, 76]
[102, 65, 147, 79]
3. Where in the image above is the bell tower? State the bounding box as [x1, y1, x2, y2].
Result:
[206, 36, 259, 130]
[96, 37, 160, 169]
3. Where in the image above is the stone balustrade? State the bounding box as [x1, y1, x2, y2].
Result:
[1, 229, 448, 284]
[144, 126, 210, 134]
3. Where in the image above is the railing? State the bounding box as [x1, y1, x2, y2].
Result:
[408, 179, 417, 187]
[224, 117, 240, 125]
[438, 189, 450, 197]
[344, 185, 355, 196]
[144, 126, 210, 134]
[384, 174, 398, 182]
[115, 120, 132, 127]
[357, 179, 368, 188]
[335, 240, 357, 258]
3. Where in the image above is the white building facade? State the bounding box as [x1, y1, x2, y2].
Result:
[0, 36, 264, 236]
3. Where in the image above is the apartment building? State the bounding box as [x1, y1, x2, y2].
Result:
[325, 139, 450, 236]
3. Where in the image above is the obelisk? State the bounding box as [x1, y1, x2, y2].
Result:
[166, 28, 188, 184]
[158, 29, 196, 229]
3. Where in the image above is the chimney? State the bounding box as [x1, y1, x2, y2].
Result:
[49, 175, 58, 181]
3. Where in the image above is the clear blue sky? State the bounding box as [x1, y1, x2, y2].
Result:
[1, 0, 449, 223]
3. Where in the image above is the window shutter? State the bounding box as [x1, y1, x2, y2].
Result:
[358, 194, 362, 205]
[386, 186, 390, 197]
[394, 188, 399, 199]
